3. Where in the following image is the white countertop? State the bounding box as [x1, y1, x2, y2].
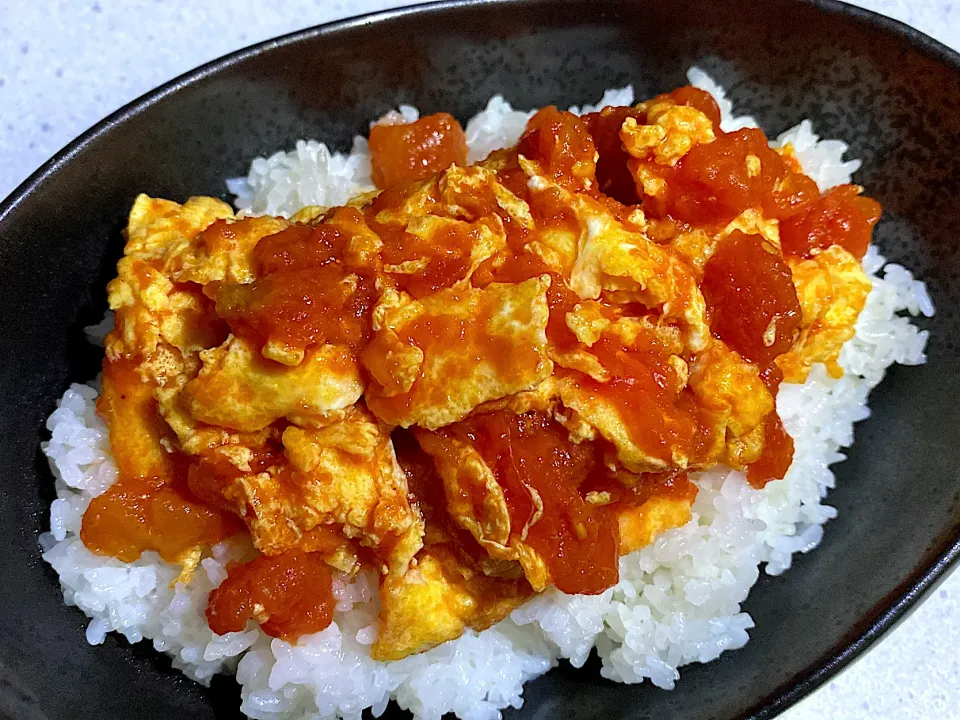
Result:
[1, 1, 957, 718]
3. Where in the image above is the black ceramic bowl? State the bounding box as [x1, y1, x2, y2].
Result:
[1, 0, 958, 718]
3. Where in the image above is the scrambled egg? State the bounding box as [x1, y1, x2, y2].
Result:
[621, 100, 715, 166]
[373, 544, 531, 661]
[564, 188, 710, 353]
[95, 86, 877, 661]
[184, 337, 363, 432]
[688, 339, 774, 468]
[207, 407, 423, 574]
[363, 278, 553, 429]
[616, 493, 695, 555]
[778, 245, 871, 382]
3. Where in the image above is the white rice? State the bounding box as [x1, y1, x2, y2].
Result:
[228, 86, 636, 218]
[41, 68, 934, 719]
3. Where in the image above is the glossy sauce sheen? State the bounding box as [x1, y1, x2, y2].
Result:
[372, 216, 476, 298]
[780, 185, 881, 259]
[579, 335, 714, 466]
[518, 106, 597, 192]
[205, 551, 335, 640]
[215, 220, 376, 354]
[442, 411, 620, 594]
[701, 230, 802, 366]
[369, 112, 468, 189]
[81, 357, 242, 562]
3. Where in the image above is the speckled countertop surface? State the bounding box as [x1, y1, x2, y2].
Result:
[1, 1, 958, 718]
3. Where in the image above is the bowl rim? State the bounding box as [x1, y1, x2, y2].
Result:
[2, 1, 958, 718]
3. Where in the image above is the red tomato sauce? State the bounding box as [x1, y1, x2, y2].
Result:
[440, 410, 619, 595]
[82, 357, 242, 562]
[206, 550, 335, 640]
[214, 222, 377, 355]
[780, 184, 881, 259]
[700, 230, 802, 366]
[370, 112, 468, 189]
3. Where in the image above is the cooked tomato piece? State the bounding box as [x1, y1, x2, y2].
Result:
[518, 106, 597, 192]
[701, 230, 802, 366]
[764, 171, 820, 220]
[216, 267, 375, 353]
[81, 358, 243, 563]
[369, 112, 468, 189]
[780, 184, 881, 259]
[81, 474, 242, 564]
[253, 223, 345, 274]
[372, 219, 476, 298]
[664, 128, 789, 225]
[206, 550, 335, 640]
[212, 218, 380, 354]
[746, 412, 795, 487]
[446, 411, 619, 595]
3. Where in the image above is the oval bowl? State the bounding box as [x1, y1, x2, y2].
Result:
[1, 1, 958, 718]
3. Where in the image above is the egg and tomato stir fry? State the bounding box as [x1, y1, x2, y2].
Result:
[81, 86, 878, 660]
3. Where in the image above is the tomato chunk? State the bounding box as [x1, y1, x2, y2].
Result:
[701, 230, 802, 366]
[518, 106, 597, 192]
[215, 266, 375, 353]
[369, 112, 468, 189]
[81, 357, 243, 562]
[253, 223, 345, 274]
[666, 128, 788, 225]
[206, 550, 335, 640]
[441, 411, 619, 595]
[747, 412, 795, 487]
[373, 219, 476, 298]
[764, 171, 820, 220]
[780, 184, 881, 259]
[81, 474, 243, 564]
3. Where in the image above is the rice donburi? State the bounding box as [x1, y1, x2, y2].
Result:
[41, 69, 932, 719]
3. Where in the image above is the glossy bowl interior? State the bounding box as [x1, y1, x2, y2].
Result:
[1, 1, 959, 718]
